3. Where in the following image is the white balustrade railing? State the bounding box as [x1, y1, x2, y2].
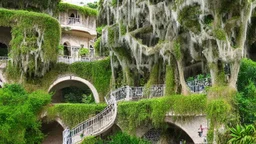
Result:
[186, 77, 211, 93]
[0, 56, 9, 61]
[62, 85, 165, 144]
[109, 85, 165, 102]
[63, 96, 117, 144]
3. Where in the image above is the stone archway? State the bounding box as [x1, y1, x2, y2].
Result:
[48, 75, 100, 103]
[41, 117, 66, 144]
[165, 115, 208, 144]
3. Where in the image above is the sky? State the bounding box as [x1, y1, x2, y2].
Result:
[63, 0, 97, 5]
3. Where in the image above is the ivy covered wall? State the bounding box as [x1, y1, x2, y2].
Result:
[0, 8, 61, 78]
[0, 0, 61, 15]
[24, 58, 112, 102]
[57, 2, 97, 17]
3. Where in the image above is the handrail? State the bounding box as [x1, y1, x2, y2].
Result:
[63, 96, 117, 144]
[108, 85, 166, 102]
[62, 84, 165, 144]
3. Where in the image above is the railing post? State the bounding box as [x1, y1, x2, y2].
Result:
[125, 85, 130, 101]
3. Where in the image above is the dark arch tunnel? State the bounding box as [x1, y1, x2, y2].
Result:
[142, 123, 194, 144]
[49, 80, 94, 103]
[41, 117, 64, 144]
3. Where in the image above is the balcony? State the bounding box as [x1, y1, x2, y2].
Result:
[186, 74, 212, 93]
[59, 16, 96, 36]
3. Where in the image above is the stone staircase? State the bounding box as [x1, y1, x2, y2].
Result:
[63, 85, 165, 144]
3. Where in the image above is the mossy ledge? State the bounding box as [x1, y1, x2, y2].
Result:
[57, 3, 98, 16]
[0, 8, 61, 77]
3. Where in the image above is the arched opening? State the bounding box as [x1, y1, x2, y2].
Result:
[48, 76, 100, 103]
[0, 26, 11, 57]
[0, 42, 8, 56]
[249, 42, 256, 61]
[70, 13, 75, 18]
[142, 124, 194, 144]
[41, 118, 64, 144]
[63, 42, 71, 56]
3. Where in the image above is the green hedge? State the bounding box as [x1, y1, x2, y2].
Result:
[118, 94, 206, 133]
[58, 3, 97, 16]
[0, 0, 61, 12]
[0, 8, 61, 77]
[47, 103, 106, 128]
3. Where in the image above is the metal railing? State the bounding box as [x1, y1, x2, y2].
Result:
[0, 56, 8, 61]
[109, 85, 165, 102]
[63, 96, 117, 144]
[186, 77, 211, 93]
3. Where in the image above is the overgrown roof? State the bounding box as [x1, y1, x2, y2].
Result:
[57, 2, 98, 17]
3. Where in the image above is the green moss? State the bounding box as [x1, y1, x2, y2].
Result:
[120, 23, 126, 36]
[0, 0, 61, 13]
[178, 5, 201, 33]
[94, 37, 101, 55]
[144, 63, 159, 95]
[0, 8, 61, 77]
[173, 39, 181, 60]
[24, 58, 112, 102]
[47, 103, 106, 128]
[112, 0, 117, 7]
[213, 28, 226, 41]
[165, 65, 175, 95]
[118, 94, 206, 133]
[57, 3, 97, 16]
[108, 27, 115, 45]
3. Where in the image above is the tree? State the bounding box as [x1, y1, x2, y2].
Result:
[87, 1, 98, 9]
[0, 84, 51, 144]
[237, 59, 256, 124]
[229, 124, 256, 144]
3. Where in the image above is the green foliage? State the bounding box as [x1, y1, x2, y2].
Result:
[107, 132, 151, 144]
[144, 63, 159, 95]
[47, 103, 106, 128]
[112, 0, 117, 7]
[79, 48, 89, 56]
[237, 58, 256, 124]
[173, 39, 181, 60]
[81, 132, 150, 144]
[94, 37, 102, 55]
[165, 65, 175, 95]
[82, 94, 95, 104]
[206, 98, 231, 125]
[118, 94, 206, 132]
[87, 1, 98, 9]
[81, 136, 102, 144]
[0, 0, 61, 13]
[0, 84, 51, 144]
[0, 8, 61, 77]
[213, 28, 226, 40]
[62, 87, 92, 103]
[108, 27, 115, 45]
[96, 26, 105, 36]
[24, 58, 111, 102]
[178, 5, 201, 33]
[120, 23, 126, 36]
[58, 3, 97, 16]
[228, 124, 256, 144]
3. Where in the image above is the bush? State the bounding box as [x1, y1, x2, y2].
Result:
[0, 84, 51, 143]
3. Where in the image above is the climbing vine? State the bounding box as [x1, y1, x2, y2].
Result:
[118, 94, 206, 133]
[57, 3, 97, 16]
[47, 103, 106, 128]
[0, 8, 61, 77]
[24, 58, 112, 102]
